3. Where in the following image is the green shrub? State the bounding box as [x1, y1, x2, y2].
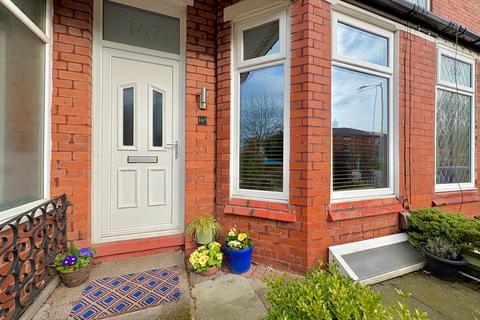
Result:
[265, 264, 429, 320]
[407, 208, 480, 253]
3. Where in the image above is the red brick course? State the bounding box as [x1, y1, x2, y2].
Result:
[51, 0, 93, 245]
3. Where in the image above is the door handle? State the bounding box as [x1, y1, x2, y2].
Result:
[165, 141, 179, 159]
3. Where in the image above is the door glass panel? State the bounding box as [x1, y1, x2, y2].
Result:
[123, 87, 134, 146]
[103, 0, 180, 54]
[152, 90, 163, 147]
[336, 22, 389, 67]
[243, 20, 280, 61]
[0, 6, 45, 211]
[11, 0, 46, 31]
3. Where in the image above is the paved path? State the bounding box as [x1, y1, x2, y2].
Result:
[33, 251, 269, 320]
[374, 271, 480, 320]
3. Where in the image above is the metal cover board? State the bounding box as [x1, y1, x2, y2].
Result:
[341, 242, 424, 281]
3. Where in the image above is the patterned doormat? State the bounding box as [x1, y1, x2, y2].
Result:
[69, 266, 181, 320]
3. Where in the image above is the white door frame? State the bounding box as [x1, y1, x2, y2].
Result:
[92, 0, 186, 243]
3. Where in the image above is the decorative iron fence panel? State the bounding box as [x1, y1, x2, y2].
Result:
[0, 195, 68, 319]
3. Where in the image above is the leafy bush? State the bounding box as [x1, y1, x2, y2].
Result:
[424, 238, 460, 260]
[407, 208, 480, 253]
[265, 264, 429, 320]
[54, 244, 95, 273]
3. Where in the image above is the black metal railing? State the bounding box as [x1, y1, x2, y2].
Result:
[0, 194, 68, 320]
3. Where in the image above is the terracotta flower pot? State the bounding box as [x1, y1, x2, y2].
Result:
[199, 266, 218, 276]
[59, 264, 92, 288]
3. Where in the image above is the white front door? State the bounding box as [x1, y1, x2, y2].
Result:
[98, 48, 180, 241]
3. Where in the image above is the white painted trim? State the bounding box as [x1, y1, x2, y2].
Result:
[434, 45, 476, 192]
[0, 0, 52, 222]
[224, 0, 289, 22]
[92, 0, 186, 244]
[329, 233, 426, 284]
[0, 0, 49, 42]
[230, 6, 290, 202]
[331, 12, 397, 201]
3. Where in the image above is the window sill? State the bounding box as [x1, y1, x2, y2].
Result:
[0, 198, 48, 225]
[224, 198, 297, 222]
[328, 197, 403, 221]
[432, 191, 480, 206]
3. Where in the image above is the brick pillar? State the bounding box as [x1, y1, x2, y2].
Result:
[185, 0, 218, 250]
[51, 0, 93, 245]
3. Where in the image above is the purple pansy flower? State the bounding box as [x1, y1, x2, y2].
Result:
[79, 247, 94, 257]
[62, 255, 78, 266]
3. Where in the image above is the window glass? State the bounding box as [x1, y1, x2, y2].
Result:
[332, 67, 389, 191]
[440, 55, 472, 88]
[243, 20, 279, 60]
[103, 0, 180, 54]
[122, 87, 134, 146]
[336, 22, 388, 67]
[0, 6, 45, 211]
[239, 65, 284, 192]
[436, 90, 472, 184]
[11, 0, 46, 31]
[152, 90, 163, 147]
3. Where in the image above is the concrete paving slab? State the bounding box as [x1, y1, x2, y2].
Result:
[33, 251, 191, 320]
[191, 271, 268, 320]
[373, 271, 480, 320]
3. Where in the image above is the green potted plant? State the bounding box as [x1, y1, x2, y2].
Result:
[188, 242, 223, 276]
[186, 214, 222, 245]
[225, 228, 253, 273]
[423, 237, 466, 280]
[54, 244, 96, 287]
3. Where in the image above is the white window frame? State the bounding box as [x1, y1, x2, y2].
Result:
[434, 46, 476, 192]
[0, 0, 52, 222]
[231, 7, 290, 202]
[331, 12, 396, 201]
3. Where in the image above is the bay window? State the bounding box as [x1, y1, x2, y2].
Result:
[232, 8, 289, 201]
[0, 0, 50, 215]
[435, 47, 475, 191]
[332, 13, 395, 200]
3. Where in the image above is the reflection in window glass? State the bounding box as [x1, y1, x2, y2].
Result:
[11, 0, 46, 31]
[243, 20, 280, 61]
[0, 6, 45, 211]
[123, 87, 134, 146]
[239, 65, 284, 192]
[440, 55, 472, 88]
[337, 23, 388, 67]
[152, 90, 163, 147]
[332, 67, 389, 191]
[436, 90, 471, 184]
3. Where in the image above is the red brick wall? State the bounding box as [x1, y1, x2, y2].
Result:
[431, 0, 480, 34]
[51, 0, 93, 245]
[185, 0, 218, 250]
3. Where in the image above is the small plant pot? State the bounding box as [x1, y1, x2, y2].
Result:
[225, 245, 252, 274]
[59, 264, 92, 288]
[424, 249, 467, 281]
[198, 266, 218, 276]
[196, 231, 213, 245]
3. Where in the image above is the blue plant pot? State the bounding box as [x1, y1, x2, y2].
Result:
[225, 245, 253, 274]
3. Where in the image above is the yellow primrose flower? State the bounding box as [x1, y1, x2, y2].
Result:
[199, 255, 209, 266]
[208, 242, 220, 250]
[237, 233, 247, 241]
[227, 229, 236, 237]
[216, 253, 223, 260]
